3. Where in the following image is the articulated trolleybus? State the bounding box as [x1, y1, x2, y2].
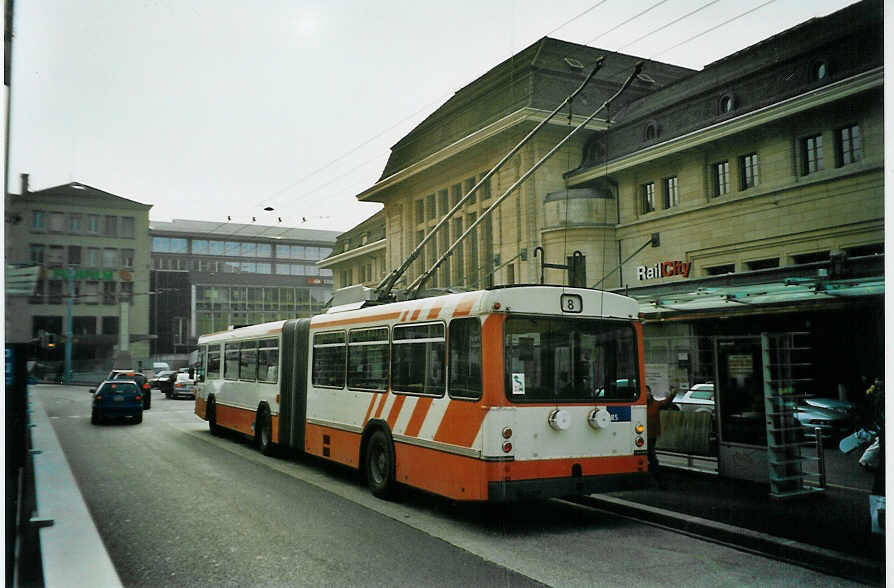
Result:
[195, 285, 648, 501]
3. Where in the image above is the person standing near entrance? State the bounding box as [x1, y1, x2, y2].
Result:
[647, 385, 676, 482]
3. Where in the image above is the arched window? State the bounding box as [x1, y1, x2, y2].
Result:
[719, 94, 735, 114]
[642, 121, 659, 142]
[812, 61, 829, 81]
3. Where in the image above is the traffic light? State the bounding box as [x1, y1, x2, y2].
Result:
[46, 334, 57, 349]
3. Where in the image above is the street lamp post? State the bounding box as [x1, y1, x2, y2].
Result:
[64, 266, 73, 384]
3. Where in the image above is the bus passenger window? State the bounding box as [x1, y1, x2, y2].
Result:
[448, 318, 481, 399]
[347, 327, 388, 392]
[258, 338, 279, 383]
[392, 323, 445, 396]
[312, 331, 346, 388]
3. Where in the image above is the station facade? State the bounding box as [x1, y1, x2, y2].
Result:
[328, 0, 883, 476]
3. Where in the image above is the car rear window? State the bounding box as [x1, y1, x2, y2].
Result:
[100, 382, 138, 394]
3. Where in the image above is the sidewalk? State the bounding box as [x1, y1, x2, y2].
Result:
[583, 452, 884, 585]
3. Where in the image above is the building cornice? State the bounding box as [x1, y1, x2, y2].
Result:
[567, 67, 883, 186]
[318, 239, 386, 268]
[356, 107, 608, 202]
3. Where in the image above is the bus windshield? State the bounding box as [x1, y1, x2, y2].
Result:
[504, 316, 639, 403]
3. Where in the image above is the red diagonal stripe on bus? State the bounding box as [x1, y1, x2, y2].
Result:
[426, 305, 442, 319]
[453, 299, 474, 317]
[403, 397, 433, 437]
[386, 395, 406, 430]
[363, 393, 378, 425]
[374, 392, 388, 418]
[410, 308, 421, 321]
[433, 401, 485, 447]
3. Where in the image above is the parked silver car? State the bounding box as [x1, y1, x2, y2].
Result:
[672, 383, 715, 414]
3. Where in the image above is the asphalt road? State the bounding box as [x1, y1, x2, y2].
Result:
[36, 385, 862, 587]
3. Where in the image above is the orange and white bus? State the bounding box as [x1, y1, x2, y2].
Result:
[195, 285, 649, 501]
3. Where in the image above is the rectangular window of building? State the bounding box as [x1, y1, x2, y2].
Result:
[30, 244, 45, 264]
[192, 240, 209, 254]
[448, 317, 481, 399]
[241, 242, 257, 257]
[225, 241, 241, 256]
[69, 213, 82, 233]
[208, 240, 225, 255]
[704, 264, 735, 276]
[275, 244, 289, 258]
[101, 316, 119, 335]
[152, 237, 170, 252]
[120, 216, 135, 238]
[48, 280, 63, 304]
[256, 263, 272, 274]
[641, 182, 655, 213]
[739, 153, 759, 189]
[312, 331, 346, 388]
[391, 322, 445, 396]
[791, 250, 829, 265]
[170, 238, 187, 253]
[290, 245, 305, 259]
[415, 199, 424, 224]
[746, 258, 779, 271]
[103, 282, 117, 305]
[802, 134, 824, 175]
[32, 210, 46, 231]
[29, 279, 45, 304]
[240, 262, 256, 273]
[86, 214, 99, 234]
[85, 248, 100, 268]
[49, 212, 65, 232]
[712, 161, 730, 196]
[276, 264, 291, 275]
[257, 243, 272, 257]
[425, 193, 436, 221]
[68, 245, 82, 266]
[451, 183, 462, 207]
[102, 248, 117, 268]
[836, 124, 862, 167]
[47, 246, 65, 267]
[68, 281, 81, 305]
[438, 189, 449, 216]
[347, 327, 388, 391]
[306, 246, 319, 260]
[104, 215, 117, 237]
[479, 173, 491, 200]
[662, 176, 678, 208]
[119, 281, 133, 303]
[72, 316, 96, 335]
[464, 177, 476, 204]
[84, 281, 99, 305]
[120, 249, 134, 268]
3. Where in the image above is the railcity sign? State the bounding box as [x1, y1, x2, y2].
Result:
[636, 260, 691, 281]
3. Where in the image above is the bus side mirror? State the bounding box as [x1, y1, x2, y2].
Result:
[88, 388, 95, 394]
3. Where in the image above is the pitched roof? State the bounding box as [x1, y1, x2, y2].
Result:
[20, 181, 152, 209]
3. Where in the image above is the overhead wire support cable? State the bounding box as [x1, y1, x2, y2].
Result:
[374, 56, 607, 302]
[407, 61, 645, 299]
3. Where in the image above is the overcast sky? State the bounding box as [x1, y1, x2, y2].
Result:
[7, 0, 864, 232]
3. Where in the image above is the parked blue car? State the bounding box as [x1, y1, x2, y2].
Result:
[90, 380, 144, 425]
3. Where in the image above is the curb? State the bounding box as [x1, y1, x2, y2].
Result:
[577, 494, 882, 585]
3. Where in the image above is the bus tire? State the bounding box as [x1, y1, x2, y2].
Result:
[207, 397, 221, 436]
[365, 430, 396, 499]
[257, 407, 274, 456]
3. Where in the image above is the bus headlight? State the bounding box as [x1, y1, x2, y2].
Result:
[588, 408, 611, 429]
[548, 409, 572, 431]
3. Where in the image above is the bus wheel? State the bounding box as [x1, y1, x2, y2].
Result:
[208, 398, 221, 436]
[366, 430, 396, 499]
[257, 408, 274, 456]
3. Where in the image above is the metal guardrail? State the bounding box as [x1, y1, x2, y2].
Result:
[8, 384, 121, 587]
